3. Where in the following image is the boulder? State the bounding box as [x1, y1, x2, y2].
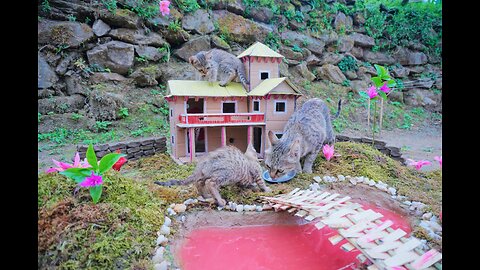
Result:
[281, 30, 325, 55]
[87, 90, 127, 121]
[313, 31, 339, 46]
[352, 12, 365, 25]
[349, 80, 368, 93]
[388, 90, 404, 103]
[129, 65, 162, 87]
[350, 46, 364, 60]
[88, 72, 128, 84]
[212, 10, 272, 45]
[39, 0, 99, 21]
[315, 64, 347, 84]
[92, 19, 111, 37]
[291, 62, 316, 82]
[279, 61, 291, 78]
[391, 65, 410, 78]
[305, 54, 321, 66]
[38, 94, 86, 114]
[435, 78, 442, 90]
[344, 70, 358, 80]
[98, 8, 140, 29]
[64, 74, 90, 96]
[404, 89, 441, 110]
[248, 7, 274, 23]
[392, 47, 428, 66]
[318, 52, 344, 65]
[182, 9, 215, 35]
[211, 35, 231, 51]
[337, 35, 354, 53]
[134, 45, 167, 62]
[209, 0, 246, 15]
[288, 20, 306, 31]
[161, 28, 191, 46]
[334, 12, 353, 32]
[108, 28, 167, 47]
[55, 52, 78, 76]
[363, 50, 395, 65]
[174, 36, 211, 62]
[37, 113, 96, 134]
[157, 59, 197, 82]
[86, 41, 135, 75]
[279, 46, 304, 61]
[38, 19, 94, 48]
[38, 53, 59, 89]
[349, 33, 375, 48]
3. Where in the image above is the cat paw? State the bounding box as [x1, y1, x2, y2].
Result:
[263, 187, 272, 193]
[219, 82, 227, 87]
[217, 199, 227, 207]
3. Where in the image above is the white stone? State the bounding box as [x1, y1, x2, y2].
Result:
[403, 201, 412, 206]
[230, 202, 237, 210]
[159, 225, 170, 235]
[180, 215, 186, 223]
[244, 205, 255, 211]
[313, 176, 322, 183]
[184, 198, 196, 205]
[167, 208, 177, 216]
[217, 206, 224, 211]
[349, 178, 357, 185]
[256, 206, 263, 212]
[156, 235, 168, 246]
[154, 261, 168, 270]
[356, 177, 364, 183]
[429, 221, 442, 232]
[422, 212, 433, 220]
[236, 204, 244, 212]
[152, 247, 165, 263]
[368, 180, 376, 186]
[338, 175, 345, 181]
[163, 216, 172, 227]
[173, 204, 187, 213]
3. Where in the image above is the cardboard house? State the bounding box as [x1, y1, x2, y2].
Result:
[165, 42, 302, 163]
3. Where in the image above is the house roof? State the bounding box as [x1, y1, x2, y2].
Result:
[167, 80, 248, 97]
[248, 77, 302, 96]
[237, 42, 284, 59]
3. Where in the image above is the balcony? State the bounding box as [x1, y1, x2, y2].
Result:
[177, 113, 265, 128]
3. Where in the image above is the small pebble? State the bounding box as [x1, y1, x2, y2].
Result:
[152, 247, 164, 263]
[422, 212, 433, 220]
[180, 215, 186, 223]
[388, 187, 397, 196]
[156, 235, 168, 246]
[154, 261, 168, 270]
[159, 225, 170, 235]
[166, 208, 177, 216]
[429, 221, 442, 232]
[368, 180, 375, 186]
[236, 205, 244, 212]
[163, 216, 172, 227]
[356, 177, 364, 183]
[183, 198, 196, 205]
[313, 176, 322, 183]
[338, 175, 345, 181]
[217, 206, 224, 211]
[349, 178, 357, 185]
[256, 206, 263, 212]
[173, 204, 187, 213]
[403, 201, 412, 206]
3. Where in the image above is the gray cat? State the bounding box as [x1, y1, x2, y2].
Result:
[264, 98, 341, 179]
[188, 49, 250, 90]
[155, 144, 271, 207]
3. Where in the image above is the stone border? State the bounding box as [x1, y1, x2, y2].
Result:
[77, 137, 167, 161]
[336, 135, 405, 163]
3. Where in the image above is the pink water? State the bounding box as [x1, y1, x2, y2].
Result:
[178, 203, 411, 270]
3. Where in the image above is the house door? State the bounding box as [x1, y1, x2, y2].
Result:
[253, 127, 262, 154]
[187, 128, 206, 153]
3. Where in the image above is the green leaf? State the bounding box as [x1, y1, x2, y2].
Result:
[358, 91, 370, 99]
[374, 64, 387, 77]
[86, 144, 98, 171]
[90, 185, 102, 204]
[59, 168, 93, 183]
[387, 79, 397, 87]
[371, 77, 383, 87]
[98, 153, 126, 174]
[378, 91, 388, 101]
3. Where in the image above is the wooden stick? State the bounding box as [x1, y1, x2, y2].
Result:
[379, 98, 384, 134]
[367, 99, 371, 128]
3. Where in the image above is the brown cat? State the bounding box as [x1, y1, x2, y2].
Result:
[154, 144, 271, 207]
[188, 48, 250, 90]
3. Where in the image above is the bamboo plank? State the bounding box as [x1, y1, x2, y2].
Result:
[384, 251, 418, 267]
[410, 249, 442, 270]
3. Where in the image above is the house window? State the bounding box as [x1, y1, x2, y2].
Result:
[222, 102, 236, 113]
[260, 71, 269, 80]
[171, 135, 174, 144]
[253, 100, 260, 112]
[170, 109, 173, 118]
[275, 133, 283, 139]
[274, 100, 287, 113]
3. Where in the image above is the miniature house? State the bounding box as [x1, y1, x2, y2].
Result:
[165, 42, 302, 163]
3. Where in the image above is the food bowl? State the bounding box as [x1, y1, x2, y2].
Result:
[262, 170, 296, 183]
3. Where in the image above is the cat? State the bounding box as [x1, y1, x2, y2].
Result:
[188, 48, 250, 90]
[264, 98, 342, 179]
[154, 144, 271, 207]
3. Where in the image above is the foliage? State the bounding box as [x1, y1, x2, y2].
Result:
[338, 55, 358, 73]
[264, 32, 281, 52]
[38, 113, 42, 123]
[95, 121, 112, 132]
[118, 107, 129, 119]
[341, 79, 351, 87]
[175, 0, 200, 13]
[291, 44, 302, 53]
[157, 43, 171, 63]
[41, 0, 51, 13]
[244, 0, 280, 17]
[127, 0, 159, 19]
[71, 113, 83, 120]
[168, 19, 182, 32]
[67, 14, 77, 22]
[135, 55, 148, 64]
[101, 0, 117, 13]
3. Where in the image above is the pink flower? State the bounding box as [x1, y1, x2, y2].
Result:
[159, 0, 170, 16]
[46, 152, 91, 173]
[79, 171, 103, 188]
[379, 82, 390, 93]
[434, 156, 442, 168]
[323, 144, 334, 161]
[366, 86, 378, 99]
[407, 159, 431, 170]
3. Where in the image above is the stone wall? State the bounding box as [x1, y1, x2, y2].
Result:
[77, 137, 167, 161]
[336, 135, 405, 163]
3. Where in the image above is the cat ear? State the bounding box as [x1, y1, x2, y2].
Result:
[288, 139, 301, 159]
[188, 56, 196, 65]
[268, 130, 279, 146]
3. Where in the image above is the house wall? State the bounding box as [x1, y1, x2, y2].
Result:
[204, 98, 249, 113]
[226, 126, 248, 152]
[206, 126, 222, 151]
[244, 59, 280, 90]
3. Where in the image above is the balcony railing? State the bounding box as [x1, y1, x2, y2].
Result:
[178, 113, 265, 125]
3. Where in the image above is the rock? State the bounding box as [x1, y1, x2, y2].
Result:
[313, 176, 322, 183]
[422, 212, 433, 220]
[134, 45, 167, 62]
[167, 207, 177, 215]
[244, 205, 256, 211]
[291, 62, 316, 82]
[281, 30, 326, 55]
[156, 235, 168, 246]
[305, 54, 321, 66]
[152, 247, 165, 263]
[183, 198, 197, 205]
[314, 31, 339, 46]
[211, 35, 231, 51]
[249, 7, 274, 23]
[88, 72, 128, 84]
[337, 35, 354, 52]
[86, 41, 134, 75]
[160, 28, 191, 46]
[87, 90, 126, 121]
[108, 28, 167, 47]
[318, 52, 344, 65]
[334, 12, 353, 32]
[38, 19, 94, 48]
[173, 204, 187, 213]
[55, 51, 78, 76]
[38, 53, 58, 89]
[98, 8, 140, 29]
[130, 65, 162, 87]
[344, 70, 358, 80]
[391, 65, 410, 78]
[279, 46, 304, 61]
[235, 204, 244, 212]
[64, 74, 89, 96]
[182, 9, 215, 34]
[154, 261, 168, 270]
[163, 216, 172, 227]
[350, 46, 364, 60]
[174, 36, 211, 62]
[38, 95, 85, 114]
[363, 50, 395, 65]
[404, 89, 441, 108]
[279, 61, 290, 77]
[349, 178, 357, 185]
[157, 59, 196, 81]
[338, 175, 345, 181]
[159, 224, 170, 235]
[212, 10, 272, 45]
[387, 90, 404, 103]
[388, 187, 397, 196]
[349, 33, 375, 48]
[315, 64, 347, 84]
[256, 205, 263, 212]
[392, 47, 428, 66]
[92, 19, 111, 37]
[353, 12, 365, 26]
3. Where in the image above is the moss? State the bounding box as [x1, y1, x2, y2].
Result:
[140, 65, 161, 76]
[50, 25, 72, 45]
[38, 170, 167, 269]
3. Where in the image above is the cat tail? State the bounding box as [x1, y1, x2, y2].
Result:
[237, 66, 250, 91]
[332, 99, 342, 119]
[154, 173, 198, 187]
